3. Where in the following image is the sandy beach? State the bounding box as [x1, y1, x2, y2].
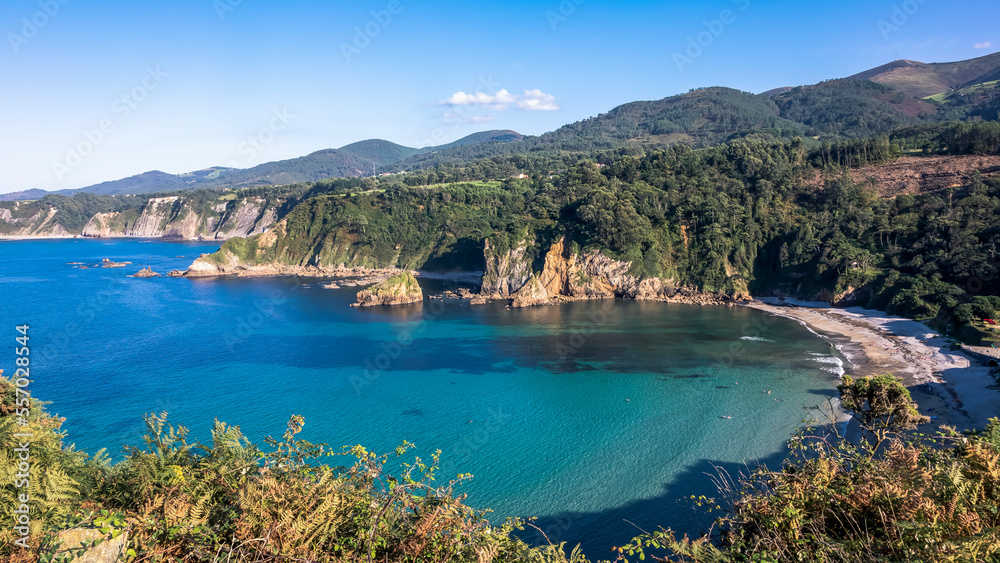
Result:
[745, 298, 1000, 433]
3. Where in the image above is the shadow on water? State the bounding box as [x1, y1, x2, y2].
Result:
[513, 448, 791, 558]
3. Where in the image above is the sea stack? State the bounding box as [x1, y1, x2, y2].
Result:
[353, 271, 423, 307]
[132, 267, 161, 278]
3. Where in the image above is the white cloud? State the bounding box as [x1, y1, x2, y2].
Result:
[444, 89, 516, 107]
[975, 41, 992, 49]
[515, 89, 559, 111]
[440, 88, 559, 111]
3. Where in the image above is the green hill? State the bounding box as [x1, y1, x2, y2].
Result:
[337, 139, 422, 167]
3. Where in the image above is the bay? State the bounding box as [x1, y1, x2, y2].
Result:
[0, 238, 844, 553]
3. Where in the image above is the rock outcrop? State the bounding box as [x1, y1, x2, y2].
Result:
[353, 272, 423, 307]
[493, 235, 749, 307]
[1, 193, 284, 240]
[510, 274, 549, 308]
[132, 267, 160, 278]
[49, 526, 127, 563]
[480, 233, 535, 299]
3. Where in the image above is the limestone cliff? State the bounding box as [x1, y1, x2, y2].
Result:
[480, 233, 535, 299]
[0, 203, 69, 237]
[354, 272, 423, 307]
[80, 196, 279, 240]
[498, 236, 748, 307]
[1, 193, 284, 239]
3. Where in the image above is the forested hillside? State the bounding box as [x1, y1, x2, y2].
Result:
[193, 123, 1000, 342]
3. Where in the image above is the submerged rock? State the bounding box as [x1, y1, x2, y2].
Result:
[353, 271, 423, 307]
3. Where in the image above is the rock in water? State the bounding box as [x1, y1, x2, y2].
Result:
[101, 258, 131, 268]
[353, 271, 423, 307]
[510, 274, 550, 308]
[132, 267, 161, 278]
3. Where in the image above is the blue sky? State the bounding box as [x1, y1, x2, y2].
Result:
[1, 0, 997, 192]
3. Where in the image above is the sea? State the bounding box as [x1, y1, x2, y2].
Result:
[0, 238, 847, 554]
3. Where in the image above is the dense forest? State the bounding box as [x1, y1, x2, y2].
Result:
[204, 125, 1000, 343]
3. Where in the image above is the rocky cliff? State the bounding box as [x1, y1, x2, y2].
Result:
[354, 272, 423, 307]
[0, 203, 70, 237]
[0, 193, 285, 239]
[480, 232, 535, 299]
[510, 274, 550, 308]
[502, 236, 749, 307]
[80, 196, 279, 239]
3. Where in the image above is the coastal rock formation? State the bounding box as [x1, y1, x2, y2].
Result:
[101, 258, 130, 268]
[132, 267, 160, 278]
[0, 193, 285, 240]
[480, 233, 535, 299]
[510, 274, 549, 308]
[83, 196, 280, 240]
[493, 236, 749, 307]
[353, 272, 423, 307]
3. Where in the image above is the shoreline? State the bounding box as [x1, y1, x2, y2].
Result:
[744, 298, 1000, 433]
[10, 232, 992, 431]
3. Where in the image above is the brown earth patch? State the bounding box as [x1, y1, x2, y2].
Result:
[810, 155, 1000, 198]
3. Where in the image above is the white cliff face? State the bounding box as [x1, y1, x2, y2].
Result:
[128, 197, 180, 237]
[82, 212, 119, 237]
[215, 198, 273, 239]
[6, 194, 284, 239]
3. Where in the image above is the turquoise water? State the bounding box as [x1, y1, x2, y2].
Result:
[0, 239, 844, 553]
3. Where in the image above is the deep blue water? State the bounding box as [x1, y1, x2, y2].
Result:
[0, 239, 845, 554]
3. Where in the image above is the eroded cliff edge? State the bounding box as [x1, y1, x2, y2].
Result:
[185, 223, 750, 308]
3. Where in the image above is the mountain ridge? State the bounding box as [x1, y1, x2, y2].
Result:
[6, 53, 999, 201]
[1, 130, 524, 200]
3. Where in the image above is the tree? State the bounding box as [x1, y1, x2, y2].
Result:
[838, 373, 928, 449]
